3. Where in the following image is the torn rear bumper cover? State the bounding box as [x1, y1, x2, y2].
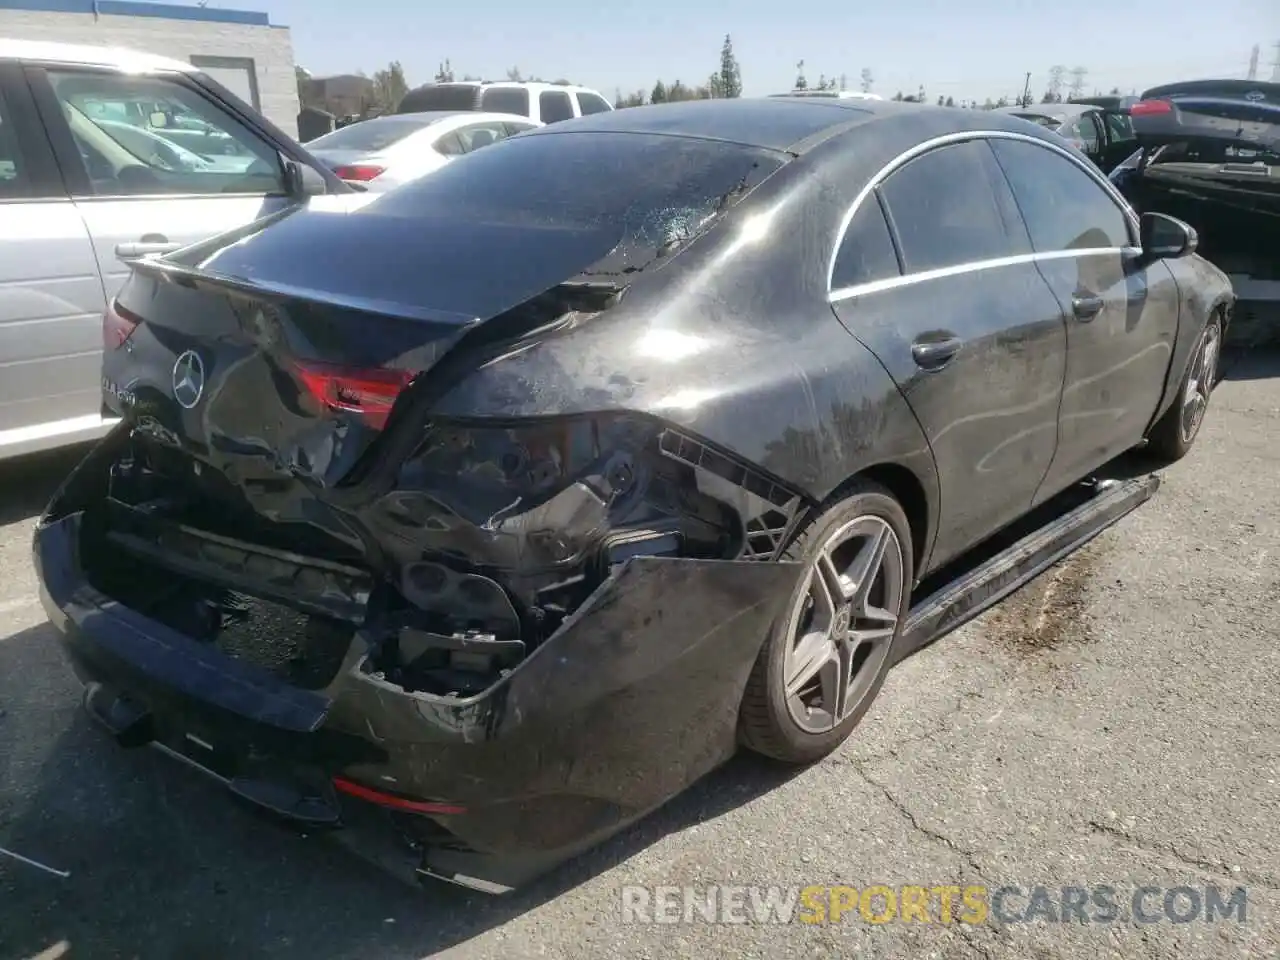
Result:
[34, 499, 799, 892]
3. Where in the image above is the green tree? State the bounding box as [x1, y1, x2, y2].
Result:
[794, 60, 807, 90]
[651, 79, 668, 103]
[718, 34, 742, 98]
[506, 66, 524, 81]
[435, 60, 455, 83]
[945, 95, 955, 107]
[892, 90, 904, 101]
[859, 68, 873, 93]
[666, 80, 695, 101]
[616, 89, 647, 108]
[995, 96, 1009, 107]
[983, 97, 996, 110]
[372, 61, 409, 113]
[1109, 86, 1121, 95]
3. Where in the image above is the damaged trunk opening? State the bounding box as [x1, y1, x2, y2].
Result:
[73, 405, 803, 700]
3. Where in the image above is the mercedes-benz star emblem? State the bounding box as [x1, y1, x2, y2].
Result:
[171, 350, 206, 409]
[1245, 90, 1266, 102]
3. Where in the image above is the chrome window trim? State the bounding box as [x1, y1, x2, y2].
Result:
[829, 245, 1142, 304]
[825, 129, 1142, 296]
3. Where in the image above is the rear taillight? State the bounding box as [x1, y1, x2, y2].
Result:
[293, 360, 414, 430]
[332, 164, 385, 182]
[103, 299, 142, 349]
[1129, 99, 1174, 117]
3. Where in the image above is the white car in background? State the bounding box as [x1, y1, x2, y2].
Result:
[305, 111, 541, 192]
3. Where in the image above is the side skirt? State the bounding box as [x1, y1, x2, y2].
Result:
[894, 474, 1160, 663]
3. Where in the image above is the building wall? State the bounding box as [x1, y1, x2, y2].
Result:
[0, 1, 299, 136]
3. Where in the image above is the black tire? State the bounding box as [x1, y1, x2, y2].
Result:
[739, 480, 914, 764]
[1146, 310, 1223, 463]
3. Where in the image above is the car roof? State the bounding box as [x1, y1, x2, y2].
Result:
[519, 96, 1044, 154]
[0, 38, 194, 73]
[423, 79, 603, 94]
[996, 102, 1090, 120]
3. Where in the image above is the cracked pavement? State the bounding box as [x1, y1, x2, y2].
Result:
[0, 348, 1276, 959]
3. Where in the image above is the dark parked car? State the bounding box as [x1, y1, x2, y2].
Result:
[996, 101, 1138, 170]
[1109, 79, 1279, 330]
[35, 98, 1234, 894]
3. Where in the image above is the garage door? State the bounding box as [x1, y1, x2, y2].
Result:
[189, 56, 260, 110]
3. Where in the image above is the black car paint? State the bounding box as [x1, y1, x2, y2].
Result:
[36, 99, 1232, 891]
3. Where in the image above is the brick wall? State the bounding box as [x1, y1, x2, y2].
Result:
[0, 9, 300, 136]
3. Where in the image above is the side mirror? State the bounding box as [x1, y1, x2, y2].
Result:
[1140, 211, 1198, 261]
[282, 156, 328, 199]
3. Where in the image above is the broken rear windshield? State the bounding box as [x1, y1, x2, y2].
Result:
[367, 131, 786, 278]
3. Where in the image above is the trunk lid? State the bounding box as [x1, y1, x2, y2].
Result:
[1123, 80, 1280, 218]
[105, 203, 625, 492]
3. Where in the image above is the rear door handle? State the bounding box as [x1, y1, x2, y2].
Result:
[1071, 295, 1105, 321]
[116, 241, 182, 260]
[911, 335, 963, 370]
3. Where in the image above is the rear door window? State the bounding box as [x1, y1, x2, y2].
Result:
[454, 120, 511, 152]
[481, 87, 530, 117]
[878, 139, 1028, 273]
[538, 91, 574, 124]
[831, 195, 901, 290]
[434, 131, 466, 157]
[990, 138, 1134, 250]
[576, 92, 612, 115]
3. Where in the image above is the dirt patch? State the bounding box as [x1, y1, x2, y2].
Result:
[979, 541, 1105, 656]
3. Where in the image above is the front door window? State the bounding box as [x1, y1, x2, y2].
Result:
[47, 69, 285, 197]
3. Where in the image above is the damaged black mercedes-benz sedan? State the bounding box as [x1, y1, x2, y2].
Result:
[35, 97, 1234, 893]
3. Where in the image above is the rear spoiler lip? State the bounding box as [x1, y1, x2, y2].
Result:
[129, 256, 484, 328]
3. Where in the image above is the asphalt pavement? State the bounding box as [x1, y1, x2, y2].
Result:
[0, 348, 1276, 960]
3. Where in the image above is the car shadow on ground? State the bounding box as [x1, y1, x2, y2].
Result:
[0, 444, 95, 527]
[0, 616, 804, 960]
[1219, 344, 1280, 383]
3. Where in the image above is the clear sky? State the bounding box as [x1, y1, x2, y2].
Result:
[262, 0, 1274, 103]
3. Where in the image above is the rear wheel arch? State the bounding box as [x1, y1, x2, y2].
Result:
[816, 462, 932, 581]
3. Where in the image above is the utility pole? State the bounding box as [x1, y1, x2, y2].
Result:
[1048, 65, 1066, 102]
[1247, 44, 1260, 81]
[1068, 66, 1088, 99]
[1020, 72, 1032, 107]
[1271, 41, 1280, 82]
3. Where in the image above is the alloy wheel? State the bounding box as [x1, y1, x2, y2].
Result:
[1181, 321, 1220, 444]
[783, 515, 904, 734]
